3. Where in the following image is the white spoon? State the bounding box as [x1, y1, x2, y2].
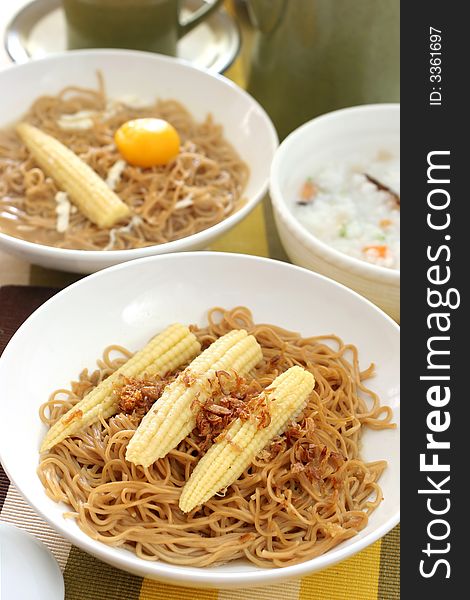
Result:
[0, 523, 64, 600]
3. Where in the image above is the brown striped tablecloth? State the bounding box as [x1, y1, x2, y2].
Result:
[0, 200, 399, 599]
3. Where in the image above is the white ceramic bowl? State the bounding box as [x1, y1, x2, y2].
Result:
[269, 104, 400, 321]
[0, 49, 278, 273]
[0, 252, 399, 587]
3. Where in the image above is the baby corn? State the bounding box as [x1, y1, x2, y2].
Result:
[40, 324, 200, 452]
[126, 329, 263, 467]
[16, 123, 130, 228]
[179, 366, 315, 513]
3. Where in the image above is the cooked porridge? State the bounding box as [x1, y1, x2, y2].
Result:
[291, 150, 400, 270]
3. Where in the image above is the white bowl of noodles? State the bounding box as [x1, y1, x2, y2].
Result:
[0, 50, 277, 274]
[0, 252, 399, 587]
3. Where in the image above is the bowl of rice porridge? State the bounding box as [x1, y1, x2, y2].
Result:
[270, 104, 400, 321]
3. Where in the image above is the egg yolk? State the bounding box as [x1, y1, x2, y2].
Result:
[114, 118, 180, 167]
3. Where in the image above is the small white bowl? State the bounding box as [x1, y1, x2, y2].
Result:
[269, 104, 400, 321]
[0, 252, 399, 587]
[0, 49, 278, 274]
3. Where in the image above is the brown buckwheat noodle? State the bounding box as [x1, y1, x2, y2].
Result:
[38, 307, 395, 568]
[0, 74, 248, 250]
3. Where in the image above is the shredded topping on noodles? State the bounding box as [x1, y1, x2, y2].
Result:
[116, 374, 175, 418]
[192, 370, 265, 451]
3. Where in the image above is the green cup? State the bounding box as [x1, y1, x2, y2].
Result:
[63, 0, 223, 55]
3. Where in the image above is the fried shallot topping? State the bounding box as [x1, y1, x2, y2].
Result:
[290, 436, 346, 483]
[193, 370, 269, 451]
[115, 374, 176, 418]
[256, 416, 346, 484]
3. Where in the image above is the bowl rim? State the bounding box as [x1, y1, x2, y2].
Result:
[0, 48, 279, 260]
[269, 103, 400, 285]
[0, 251, 399, 586]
